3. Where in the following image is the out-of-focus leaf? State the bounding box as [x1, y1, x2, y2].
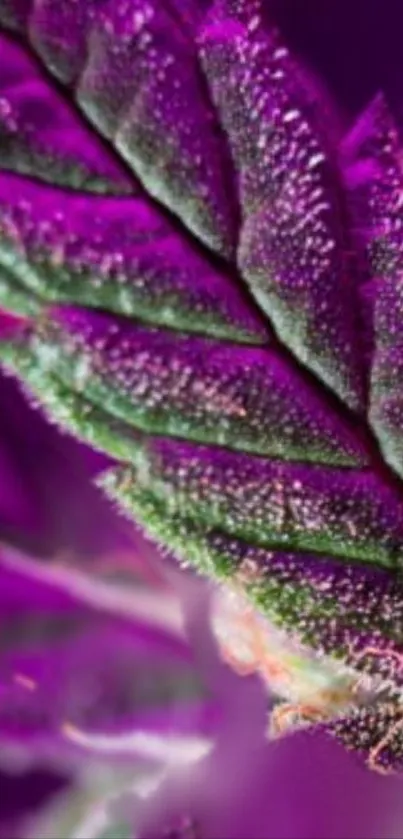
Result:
[25, 769, 150, 839]
[0, 551, 212, 772]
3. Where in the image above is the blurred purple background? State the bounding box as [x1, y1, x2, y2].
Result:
[272, 0, 403, 121]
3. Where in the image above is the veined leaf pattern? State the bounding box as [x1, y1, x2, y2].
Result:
[342, 94, 403, 477]
[0, 0, 403, 772]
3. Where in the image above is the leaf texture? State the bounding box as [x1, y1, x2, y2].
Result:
[1, 0, 403, 771]
[342, 94, 403, 477]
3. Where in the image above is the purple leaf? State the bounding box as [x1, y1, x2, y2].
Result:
[342, 94, 403, 476]
[0, 550, 212, 770]
[0, 33, 132, 193]
[1, 0, 403, 777]
[199, 0, 364, 409]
